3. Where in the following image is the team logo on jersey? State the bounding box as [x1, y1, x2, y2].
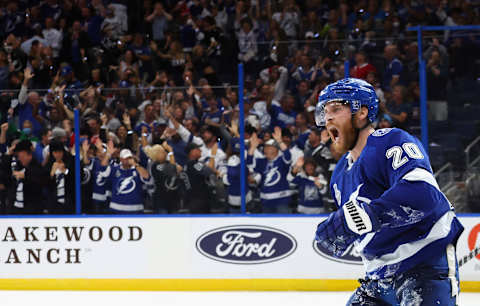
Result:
[116, 176, 136, 194]
[164, 177, 178, 191]
[333, 183, 341, 205]
[372, 128, 393, 137]
[264, 167, 281, 187]
[196, 225, 297, 264]
[304, 185, 319, 201]
[313, 240, 362, 265]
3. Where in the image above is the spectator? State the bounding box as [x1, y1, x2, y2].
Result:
[294, 80, 310, 112]
[45, 140, 76, 214]
[289, 157, 328, 214]
[145, 143, 181, 214]
[145, 2, 173, 43]
[378, 113, 394, 129]
[247, 127, 293, 213]
[42, 17, 62, 59]
[97, 146, 150, 214]
[292, 55, 315, 82]
[271, 94, 297, 130]
[281, 127, 303, 166]
[350, 51, 377, 80]
[236, 18, 258, 76]
[3, 139, 48, 214]
[259, 65, 288, 103]
[81, 6, 103, 46]
[15, 67, 46, 137]
[295, 113, 310, 146]
[272, 0, 300, 40]
[33, 128, 51, 164]
[169, 112, 226, 178]
[382, 44, 403, 91]
[304, 127, 337, 209]
[223, 138, 252, 213]
[426, 49, 448, 100]
[181, 142, 215, 213]
[379, 84, 410, 130]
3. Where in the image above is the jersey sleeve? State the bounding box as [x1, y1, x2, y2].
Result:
[360, 129, 452, 230]
[370, 128, 431, 189]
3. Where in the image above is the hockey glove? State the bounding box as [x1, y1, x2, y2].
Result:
[315, 199, 380, 257]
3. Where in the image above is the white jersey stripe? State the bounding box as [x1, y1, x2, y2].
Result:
[364, 210, 455, 273]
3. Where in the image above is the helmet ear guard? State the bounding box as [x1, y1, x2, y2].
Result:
[315, 78, 379, 127]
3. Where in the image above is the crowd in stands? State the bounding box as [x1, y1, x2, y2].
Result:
[0, 0, 479, 214]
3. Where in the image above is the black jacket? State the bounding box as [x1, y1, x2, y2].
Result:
[3, 155, 48, 214]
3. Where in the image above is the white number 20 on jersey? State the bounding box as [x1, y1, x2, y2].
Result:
[386, 143, 424, 170]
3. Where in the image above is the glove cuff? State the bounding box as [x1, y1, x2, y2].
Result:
[342, 200, 380, 235]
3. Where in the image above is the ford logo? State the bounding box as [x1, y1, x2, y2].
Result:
[196, 225, 297, 264]
[313, 241, 362, 265]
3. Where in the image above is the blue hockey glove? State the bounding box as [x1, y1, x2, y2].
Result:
[315, 199, 380, 257]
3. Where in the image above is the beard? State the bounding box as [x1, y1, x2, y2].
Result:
[330, 119, 358, 156]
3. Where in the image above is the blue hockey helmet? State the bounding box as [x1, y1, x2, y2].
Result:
[315, 78, 378, 126]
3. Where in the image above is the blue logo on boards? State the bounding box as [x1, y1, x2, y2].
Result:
[313, 241, 362, 265]
[196, 225, 297, 264]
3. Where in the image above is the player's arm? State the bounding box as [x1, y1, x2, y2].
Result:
[315, 130, 450, 257]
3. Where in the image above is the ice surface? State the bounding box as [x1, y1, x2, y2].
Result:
[0, 291, 478, 306]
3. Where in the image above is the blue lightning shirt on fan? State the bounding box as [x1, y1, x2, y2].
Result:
[97, 164, 148, 213]
[331, 127, 463, 279]
[247, 149, 293, 207]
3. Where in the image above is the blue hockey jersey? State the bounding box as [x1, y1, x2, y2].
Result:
[247, 149, 293, 206]
[223, 155, 252, 206]
[330, 128, 463, 279]
[97, 164, 148, 213]
[91, 158, 111, 204]
[290, 172, 327, 209]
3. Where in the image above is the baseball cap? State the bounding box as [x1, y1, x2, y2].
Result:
[119, 148, 133, 159]
[51, 127, 67, 139]
[264, 139, 279, 148]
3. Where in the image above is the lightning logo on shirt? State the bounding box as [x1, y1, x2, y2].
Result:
[117, 176, 136, 194]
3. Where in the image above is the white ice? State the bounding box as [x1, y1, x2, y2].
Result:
[0, 291, 478, 306]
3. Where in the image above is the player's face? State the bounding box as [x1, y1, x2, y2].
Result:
[324, 101, 356, 155]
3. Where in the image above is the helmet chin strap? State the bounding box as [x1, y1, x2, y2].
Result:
[349, 114, 371, 151]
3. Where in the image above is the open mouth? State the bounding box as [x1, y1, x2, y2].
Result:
[328, 126, 340, 143]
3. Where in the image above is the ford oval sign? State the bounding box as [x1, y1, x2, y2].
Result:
[196, 225, 297, 264]
[313, 240, 362, 265]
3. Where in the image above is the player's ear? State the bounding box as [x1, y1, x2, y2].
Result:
[357, 106, 369, 122]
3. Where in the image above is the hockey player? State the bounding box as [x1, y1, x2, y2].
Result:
[314, 78, 463, 305]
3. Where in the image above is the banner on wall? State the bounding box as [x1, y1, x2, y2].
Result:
[0, 216, 478, 289]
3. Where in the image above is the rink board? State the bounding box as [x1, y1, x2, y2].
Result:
[0, 215, 479, 291]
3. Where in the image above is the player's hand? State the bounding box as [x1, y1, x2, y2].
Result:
[315, 209, 358, 257]
[315, 199, 379, 257]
